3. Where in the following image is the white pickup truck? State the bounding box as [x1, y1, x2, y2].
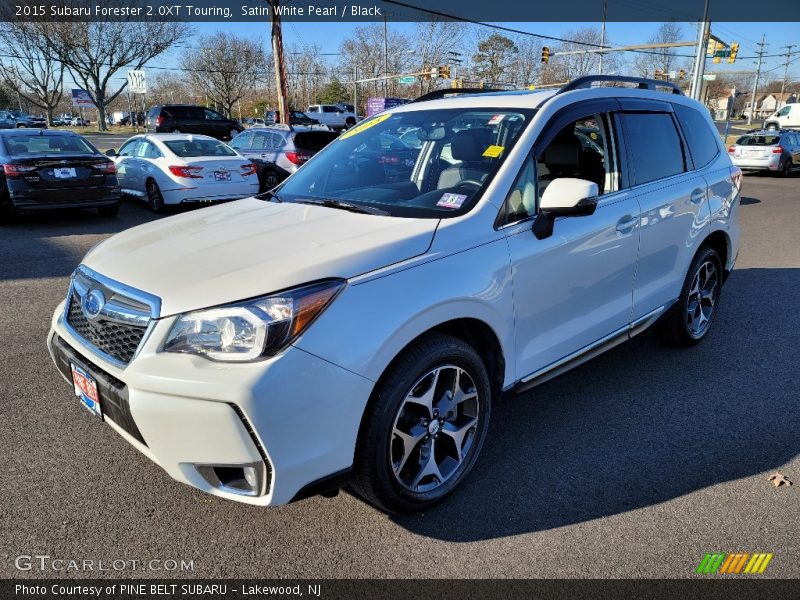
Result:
[306, 104, 358, 131]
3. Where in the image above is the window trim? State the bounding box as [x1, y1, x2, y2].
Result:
[673, 103, 720, 170]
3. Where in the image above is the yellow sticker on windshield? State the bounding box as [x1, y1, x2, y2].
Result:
[590, 132, 598, 140]
[339, 113, 392, 140]
[482, 145, 504, 158]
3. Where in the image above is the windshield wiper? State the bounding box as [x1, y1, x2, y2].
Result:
[290, 198, 388, 216]
[256, 189, 282, 202]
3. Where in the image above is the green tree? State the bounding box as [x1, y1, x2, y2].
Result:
[317, 78, 349, 104]
[472, 34, 518, 83]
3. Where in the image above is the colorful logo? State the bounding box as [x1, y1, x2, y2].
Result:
[696, 552, 773, 574]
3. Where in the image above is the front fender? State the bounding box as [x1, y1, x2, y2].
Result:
[294, 239, 516, 389]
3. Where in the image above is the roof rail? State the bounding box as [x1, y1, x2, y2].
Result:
[412, 88, 505, 103]
[558, 75, 684, 96]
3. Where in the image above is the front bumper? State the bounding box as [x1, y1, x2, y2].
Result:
[48, 301, 374, 506]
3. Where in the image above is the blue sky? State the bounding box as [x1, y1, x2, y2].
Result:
[80, 20, 800, 89]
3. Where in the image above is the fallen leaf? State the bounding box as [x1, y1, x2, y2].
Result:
[767, 472, 793, 487]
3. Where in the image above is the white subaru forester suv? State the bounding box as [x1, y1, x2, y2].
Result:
[48, 76, 741, 513]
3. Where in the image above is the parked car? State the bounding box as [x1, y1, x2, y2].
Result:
[4, 110, 47, 128]
[120, 112, 145, 126]
[0, 129, 120, 221]
[728, 129, 800, 176]
[0, 111, 17, 129]
[146, 105, 243, 140]
[764, 103, 800, 130]
[243, 117, 266, 128]
[107, 133, 259, 212]
[306, 104, 357, 130]
[229, 124, 338, 190]
[264, 110, 321, 128]
[70, 117, 90, 126]
[46, 76, 740, 512]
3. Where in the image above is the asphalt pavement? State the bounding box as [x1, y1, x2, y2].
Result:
[0, 175, 798, 579]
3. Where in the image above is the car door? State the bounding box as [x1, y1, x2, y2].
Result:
[135, 140, 165, 189]
[504, 100, 642, 379]
[203, 109, 228, 138]
[618, 101, 710, 321]
[114, 139, 143, 194]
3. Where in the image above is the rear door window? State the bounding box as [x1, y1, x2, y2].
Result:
[621, 112, 685, 185]
[674, 104, 720, 168]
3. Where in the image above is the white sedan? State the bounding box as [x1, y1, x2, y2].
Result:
[109, 134, 259, 212]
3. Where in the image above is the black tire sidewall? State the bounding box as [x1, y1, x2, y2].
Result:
[147, 180, 165, 213]
[355, 334, 492, 512]
[678, 246, 722, 343]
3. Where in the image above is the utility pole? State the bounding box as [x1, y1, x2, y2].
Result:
[269, 0, 290, 125]
[689, 0, 710, 100]
[383, 13, 389, 95]
[598, 0, 608, 75]
[779, 44, 795, 108]
[747, 34, 767, 125]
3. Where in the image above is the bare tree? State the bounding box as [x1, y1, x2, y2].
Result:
[285, 43, 329, 109]
[633, 22, 684, 79]
[511, 36, 543, 87]
[0, 22, 64, 125]
[44, 20, 191, 130]
[541, 27, 621, 84]
[182, 31, 268, 117]
[412, 20, 467, 95]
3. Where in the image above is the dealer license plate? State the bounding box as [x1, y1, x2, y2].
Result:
[54, 167, 77, 179]
[71, 363, 102, 419]
[213, 170, 232, 182]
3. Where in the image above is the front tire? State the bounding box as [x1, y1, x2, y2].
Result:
[658, 246, 722, 347]
[352, 333, 492, 513]
[146, 179, 166, 213]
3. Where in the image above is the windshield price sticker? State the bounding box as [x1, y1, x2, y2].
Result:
[482, 145, 505, 158]
[488, 114, 505, 125]
[437, 193, 468, 209]
[339, 113, 392, 140]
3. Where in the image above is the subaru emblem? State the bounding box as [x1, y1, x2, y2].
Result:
[81, 289, 106, 320]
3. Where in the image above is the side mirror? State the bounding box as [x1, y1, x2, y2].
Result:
[105, 149, 117, 157]
[532, 178, 599, 240]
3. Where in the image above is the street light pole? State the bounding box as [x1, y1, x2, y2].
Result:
[383, 14, 389, 95]
[269, 0, 290, 125]
[598, 0, 607, 75]
[689, 0, 710, 100]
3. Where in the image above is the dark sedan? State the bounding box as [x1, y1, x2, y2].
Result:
[265, 110, 321, 127]
[0, 130, 121, 222]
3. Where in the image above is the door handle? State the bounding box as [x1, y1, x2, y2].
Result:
[616, 215, 637, 234]
[690, 188, 706, 204]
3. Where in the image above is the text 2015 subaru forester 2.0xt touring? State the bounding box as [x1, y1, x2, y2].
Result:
[48, 76, 741, 513]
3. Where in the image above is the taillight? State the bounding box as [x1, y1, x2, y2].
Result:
[240, 163, 257, 176]
[284, 151, 311, 165]
[730, 165, 742, 192]
[728, 145, 735, 153]
[772, 146, 784, 154]
[96, 161, 116, 174]
[156, 115, 163, 126]
[2, 164, 35, 177]
[168, 165, 203, 178]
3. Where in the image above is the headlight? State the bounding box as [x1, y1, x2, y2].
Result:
[162, 280, 344, 362]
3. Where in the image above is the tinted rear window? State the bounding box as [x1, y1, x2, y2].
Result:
[674, 104, 720, 168]
[163, 138, 237, 157]
[293, 132, 339, 152]
[4, 134, 96, 155]
[736, 134, 781, 146]
[622, 112, 685, 186]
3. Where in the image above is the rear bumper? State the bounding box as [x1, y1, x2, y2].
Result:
[161, 185, 259, 205]
[8, 184, 120, 210]
[731, 155, 782, 171]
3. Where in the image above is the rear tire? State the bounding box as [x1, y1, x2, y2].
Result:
[344, 117, 356, 129]
[146, 179, 166, 214]
[352, 333, 492, 514]
[97, 203, 120, 217]
[778, 158, 791, 177]
[658, 246, 722, 347]
[228, 128, 240, 140]
[262, 170, 280, 191]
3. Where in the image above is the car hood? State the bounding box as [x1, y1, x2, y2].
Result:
[83, 198, 438, 316]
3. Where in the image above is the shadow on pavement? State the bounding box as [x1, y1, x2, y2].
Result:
[390, 267, 800, 541]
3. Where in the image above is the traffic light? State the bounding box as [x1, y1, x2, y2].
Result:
[451, 78, 464, 89]
[437, 65, 451, 79]
[541, 47, 550, 64]
[679, 69, 685, 81]
[728, 42, 739, 63]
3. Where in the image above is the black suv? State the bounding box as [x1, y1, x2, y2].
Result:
[146, 105, 243, 140]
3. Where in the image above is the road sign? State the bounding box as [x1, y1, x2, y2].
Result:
[71, 89, 94, 108]
[127, 70, 147, 94]
[397, 76, 416, 84]
[669, 70, 677, 80]
[703, 74, 717, 81]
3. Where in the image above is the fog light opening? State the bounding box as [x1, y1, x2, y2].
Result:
[196, 462, 265, 497]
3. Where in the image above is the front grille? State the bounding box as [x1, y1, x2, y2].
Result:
[63, 266, 159, 367]
[66, 294, 146, 363]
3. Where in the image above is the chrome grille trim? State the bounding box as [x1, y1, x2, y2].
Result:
[62, 265, 161, 368]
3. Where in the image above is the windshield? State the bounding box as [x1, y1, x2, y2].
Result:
[274, 107, 533, 218]
[4, 134, 97, 155]
[164, 138, 237, 157]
